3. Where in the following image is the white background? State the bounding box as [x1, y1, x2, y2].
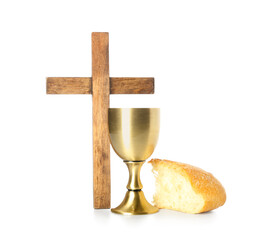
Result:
[0, 0, 269, 239]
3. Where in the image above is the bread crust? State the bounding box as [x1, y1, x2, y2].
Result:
[149, 159, 226, 213]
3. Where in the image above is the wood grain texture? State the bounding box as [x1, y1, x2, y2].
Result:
[110, 77, 154, 94]
[92, 32, 111, 209]
[47, 77, 91, 94]
[46, 77, 154, 94]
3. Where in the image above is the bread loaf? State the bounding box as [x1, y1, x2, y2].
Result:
[149, 159, 226, 214]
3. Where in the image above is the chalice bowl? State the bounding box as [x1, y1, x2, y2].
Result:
[109, 108, 160, 215]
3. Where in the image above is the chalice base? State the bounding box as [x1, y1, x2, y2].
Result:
[111, 190, 159, 215]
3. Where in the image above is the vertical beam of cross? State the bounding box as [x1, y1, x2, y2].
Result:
[92, 32, 110, 208]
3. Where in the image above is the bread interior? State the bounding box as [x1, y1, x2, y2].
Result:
[152, 164, 204, 213]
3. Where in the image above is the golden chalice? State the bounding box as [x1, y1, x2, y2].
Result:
[109, 108, 160, 215]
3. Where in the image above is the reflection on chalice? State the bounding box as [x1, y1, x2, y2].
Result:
[108, 108, 160, 215]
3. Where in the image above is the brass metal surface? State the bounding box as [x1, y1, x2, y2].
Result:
[111, 189, 159, 215]
[109, 108, 160, 161]
[125, 161, 144, 190]
[108, 108, 160, 215]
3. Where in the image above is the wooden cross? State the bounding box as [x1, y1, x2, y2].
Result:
[46, 32, 155, 209]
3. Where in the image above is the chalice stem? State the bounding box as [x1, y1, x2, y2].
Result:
[110, 160, 159, 215]
[125, 161, 144, 191]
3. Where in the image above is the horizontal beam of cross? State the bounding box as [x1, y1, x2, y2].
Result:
[46, 77, 154, 94]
